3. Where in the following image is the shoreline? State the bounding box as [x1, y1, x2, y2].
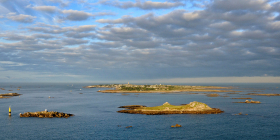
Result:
[86, 84, 239, 93]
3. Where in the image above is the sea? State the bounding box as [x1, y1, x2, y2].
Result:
[0, 82, 279, 140]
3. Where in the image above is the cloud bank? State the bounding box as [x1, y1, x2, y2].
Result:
[0, 0, 280, 82]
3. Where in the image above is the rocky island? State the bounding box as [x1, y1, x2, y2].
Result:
[117, 101, 224, 115]
[0, 93, 21, 99]
[234, 100, 261, 104]
[20, 111, 74, 118]
[85, 83, 235, 93]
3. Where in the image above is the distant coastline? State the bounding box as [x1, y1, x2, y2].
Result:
[85, 83, 238, 93]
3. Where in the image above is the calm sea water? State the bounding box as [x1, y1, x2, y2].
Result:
[0, 83, 280, 139]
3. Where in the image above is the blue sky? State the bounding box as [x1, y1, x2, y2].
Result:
[0, 0, 280, 83]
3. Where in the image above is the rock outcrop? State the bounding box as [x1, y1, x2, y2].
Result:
[0, 93, 21, 99]
[0, 93, 21, 96]
[20, 111, 74, 118]
[232, 98, 252, 99]
[118, 105, 147, 109]
[171, 124, 182, 127]
[206, 93, 220, 97]
[233, 100, 261, 104]
[245, 100, 261, 103]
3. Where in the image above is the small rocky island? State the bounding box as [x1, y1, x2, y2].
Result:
[234, 100, 261, 104]
[0, 93, 21, 99]
[118, 101, 224, 115]
[85, 83, 235, 93]
[20, 111, 74, 118]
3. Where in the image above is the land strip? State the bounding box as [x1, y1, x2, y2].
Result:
[86, 84, 238, 93]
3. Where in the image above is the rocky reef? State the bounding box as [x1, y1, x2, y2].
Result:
[206, 93, 220, 97]
[117, 101, 224, 115]
[118, 105, 147, 109]
[232, 98, 252, 99]
[171, 124, 182, 127]
[0, 93, 21, 99]
[247, 93, 280, 96]
[234, 100, 261, 104]
[20, 111, 74, 118]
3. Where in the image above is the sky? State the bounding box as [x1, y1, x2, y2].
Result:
[0, 0, 280, 83]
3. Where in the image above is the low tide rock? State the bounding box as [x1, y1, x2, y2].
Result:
[20, 111, 74, 118]
[234, 100, 261, 104]
[171, 124, 182, 127]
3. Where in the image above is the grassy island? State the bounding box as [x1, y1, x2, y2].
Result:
[118, 101, 224, 115]
[85, 83, 236, 93]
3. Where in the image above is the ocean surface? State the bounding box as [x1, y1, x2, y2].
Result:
[0, 83, 280, 140]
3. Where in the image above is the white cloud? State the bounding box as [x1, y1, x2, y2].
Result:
[0, 61, 27, 66]
[6, 13, 36, 23]
[62, 10, 92, 21]
[32, 6, 58, 13]
[99, 0, 184, 10]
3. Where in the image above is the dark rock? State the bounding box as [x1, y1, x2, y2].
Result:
[233, 100, 261, 104]
[0, 93, 22, 96]
[20, 111, 74, 118]
[232, 98, 252, 99]
[206, 93, 220, 97]
[171, 124, 182, 128]
[118, 105, 146, 109]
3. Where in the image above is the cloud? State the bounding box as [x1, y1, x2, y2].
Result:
[27, 23, 96, 34]
[65, 25, 97, 32]
[48, 0, 71, 7]
[6, 12, 36, 23]
[0, 61, 27, 66]
[61, 10, 92, 21]
[65, 32, 96, 38]
[29, 5, 114, 22]
[60, 10, 114, 21]
[1, 0, 280, 82]
[210, 0, 271, 11]
[32, 6, 58, 13]
[63, 38, 89, 45]
[99, 0, 185, 10]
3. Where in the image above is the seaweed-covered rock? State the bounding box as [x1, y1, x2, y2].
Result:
[206, 93, 220, 97]
[0, 93, 21, 96]
[20, 111, 74, 118]
[118, 105, 146, 109]
[234, 100, 261, 104]
[171, 124, 182, 127]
